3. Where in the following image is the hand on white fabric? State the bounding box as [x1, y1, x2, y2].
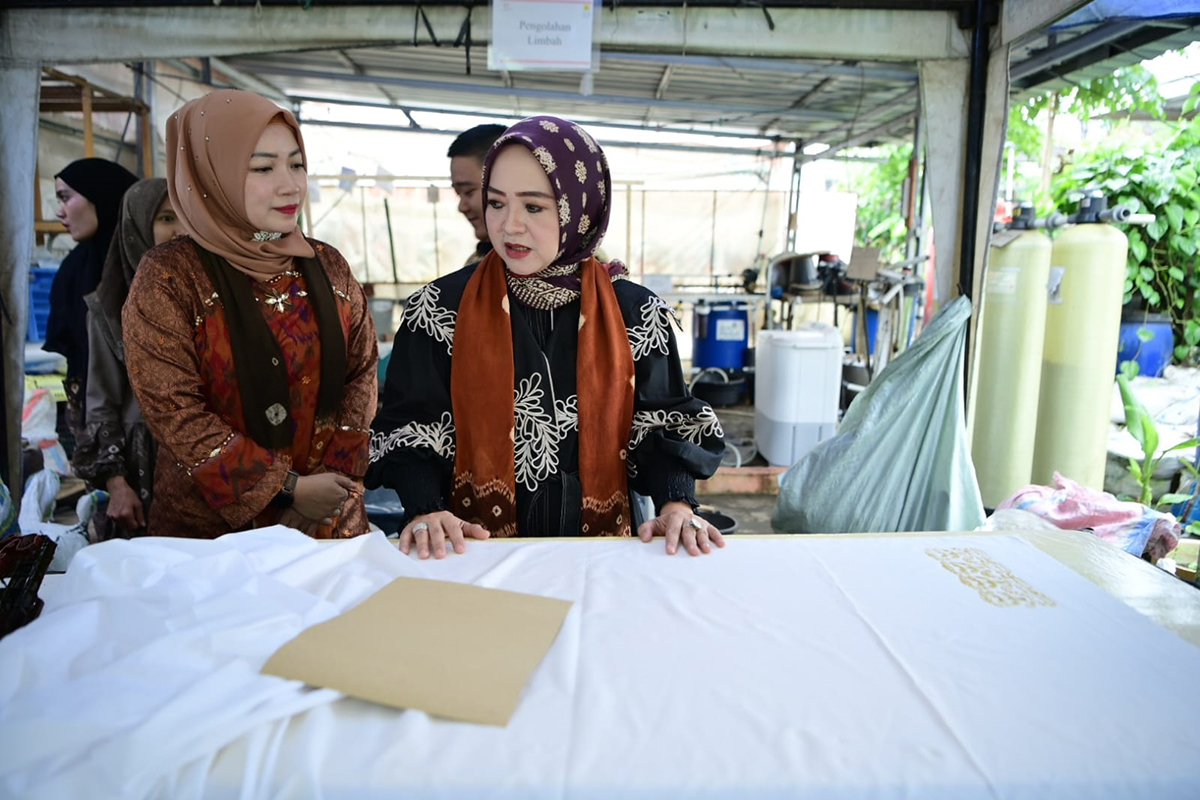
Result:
[400, 510, 490, 559]
[638, 501, 724, 556]
[105, 475, 146, 531]
[293, 473, 356, 521]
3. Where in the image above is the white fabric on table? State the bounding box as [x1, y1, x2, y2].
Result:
[3, 530, 1200, 799]
[0, 527, 417, 800]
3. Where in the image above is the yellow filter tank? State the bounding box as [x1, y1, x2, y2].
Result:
[1031, 221, 1127, 490]
[971, 226, 1052, 507]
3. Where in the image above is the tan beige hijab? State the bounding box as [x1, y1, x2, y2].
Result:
[166, 89, 314, 280]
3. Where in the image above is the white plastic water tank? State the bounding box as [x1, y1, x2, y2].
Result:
[755, 324, 842, 467]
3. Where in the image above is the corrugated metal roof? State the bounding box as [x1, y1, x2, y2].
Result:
[212, 11, 1198, 151]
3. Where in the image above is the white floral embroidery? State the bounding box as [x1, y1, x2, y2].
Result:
[558, 196, 571, 227]
[627, 296, 676, 360]
[532, 146, 557, 174]
[555, 394, 579, 432]
[403, 283, 456, 355]
[370, 411, 456, 463]
[577, 214, 591, 234]
[564, 138, 576, 152]
[597, 180, 606, 200]
[628, 405, 724, 451]
[539, 120, 560, 133]
[581, 192, 587, 207]
[575, 160, 588, 183]
[514, 374, 565, 492]
[573, 125, 599, 153]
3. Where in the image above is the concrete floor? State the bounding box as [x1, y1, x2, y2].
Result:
[695, 492, 778, 536]
[695, 400, 779, 536]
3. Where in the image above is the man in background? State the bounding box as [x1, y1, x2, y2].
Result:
[447, 123, 507, 265]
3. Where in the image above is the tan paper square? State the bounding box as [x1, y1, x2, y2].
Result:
[846, 246, 881, 281]
[262, 577, 572, 726]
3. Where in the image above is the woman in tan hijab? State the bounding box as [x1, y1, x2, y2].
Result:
[123, 89, 377, 539]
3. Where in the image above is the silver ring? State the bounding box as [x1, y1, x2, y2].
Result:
[412, 522, 430, 533]
[687, 517, 704, 531]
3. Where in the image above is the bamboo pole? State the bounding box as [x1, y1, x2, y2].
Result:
[81, 87, 95, 157]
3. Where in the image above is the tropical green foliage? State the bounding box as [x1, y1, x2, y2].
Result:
[841, 143, 912, 262]
[1005, 65, 1166, 210]
[1051, 92, 1200, 362]
[1116, 375, 1200, 533]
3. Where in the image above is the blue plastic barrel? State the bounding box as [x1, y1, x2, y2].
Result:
[849, 308, 879, 356]
[27, 267, 56, 342]
[1116, 311, 1173, 378]
[693, 302, 749, 370]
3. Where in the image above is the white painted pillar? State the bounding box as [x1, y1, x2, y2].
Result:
[917, 44, 1010, 311]
[0, 64, 40, 495]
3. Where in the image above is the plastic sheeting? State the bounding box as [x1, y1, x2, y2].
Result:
[1053, 1, 1200, 29]
[773, 295, 985, 533]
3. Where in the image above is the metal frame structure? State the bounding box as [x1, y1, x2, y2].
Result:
[2, 0, 1198, 492]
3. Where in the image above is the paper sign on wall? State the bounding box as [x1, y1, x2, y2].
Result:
[489, 0, 597, 71]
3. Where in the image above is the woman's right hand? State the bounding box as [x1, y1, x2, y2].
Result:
[292, 472, 357, 522]
[105, 475, 146, 531]
[400, 511, 490, 559]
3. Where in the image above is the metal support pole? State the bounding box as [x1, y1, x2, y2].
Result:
[786, 141, 803, 252]
[709, 190, 718, 285]
[626, 183, 633, 274]
[958, 0, 993, 302]
[905, 95, 924, 262]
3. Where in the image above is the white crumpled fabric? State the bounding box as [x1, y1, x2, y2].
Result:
[0, 527, 416, 800]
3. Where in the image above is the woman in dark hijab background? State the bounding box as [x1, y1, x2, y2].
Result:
[73, 178, 183, 539]
[44, 157, 139, 450]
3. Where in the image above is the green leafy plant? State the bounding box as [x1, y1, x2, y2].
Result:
[1006, 65, 1166, 205]
[1051, 92, 1200, 363]
[840, 143, 912, 263]
[1116, 374, 1200, 512]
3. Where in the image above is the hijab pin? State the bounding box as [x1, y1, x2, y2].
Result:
[205, 136, 210, 142]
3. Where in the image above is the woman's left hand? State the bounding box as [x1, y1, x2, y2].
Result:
[637, 501, 725, 556]
[276, 482, 361, 536]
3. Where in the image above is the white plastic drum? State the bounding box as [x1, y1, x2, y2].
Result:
[755, 324, 843, 467]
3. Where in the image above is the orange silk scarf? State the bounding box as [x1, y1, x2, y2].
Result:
[449, 251, 634, 537]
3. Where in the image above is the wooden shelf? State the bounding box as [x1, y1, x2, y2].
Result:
[35, 67, 154, 243]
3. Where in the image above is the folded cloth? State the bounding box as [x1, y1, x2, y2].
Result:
[997, 472, 1180, 561]
[0, 527, 417, 800]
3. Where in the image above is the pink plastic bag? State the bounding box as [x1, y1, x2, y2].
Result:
[998, 472, 1180, 562]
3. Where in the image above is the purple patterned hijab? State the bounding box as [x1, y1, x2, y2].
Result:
[482, 116, 623, 309]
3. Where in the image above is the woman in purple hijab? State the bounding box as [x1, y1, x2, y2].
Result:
[368, 116, 725, 559]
